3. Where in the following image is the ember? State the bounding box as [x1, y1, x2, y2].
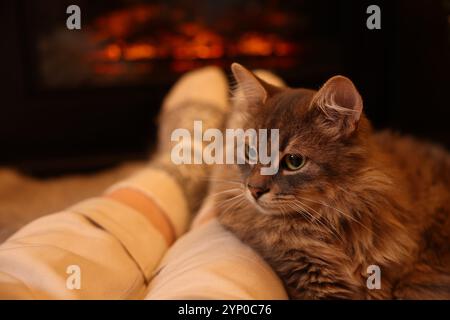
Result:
[87, 4, 300, 63]
[39, 1, 305, 86]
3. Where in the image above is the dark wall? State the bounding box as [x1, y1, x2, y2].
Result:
[341, 0, 449, 146]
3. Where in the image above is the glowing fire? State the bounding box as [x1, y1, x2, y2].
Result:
[84, 4, 300, 78]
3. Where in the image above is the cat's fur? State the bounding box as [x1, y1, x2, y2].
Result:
[214, 63, 450, 299]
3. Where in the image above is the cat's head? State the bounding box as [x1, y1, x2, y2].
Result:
[231, 63, 371, 216]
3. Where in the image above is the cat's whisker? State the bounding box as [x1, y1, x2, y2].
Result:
[280, 204, 297, 225]
[296, 195, 379, 239]
[290, 200, 345, 243]
[291, 204, 324, 235]
[200, 177, 243, 185]
[296, 200, 346, 243]
[209, 188, 243, 198]
[275, 194, 377, 240]
[217, 191, 246, 206]
[216, 193, 245, 209]
[286, 202, 317, 228]
[221, 194, 247, 217]
[287, 201, 317, 226]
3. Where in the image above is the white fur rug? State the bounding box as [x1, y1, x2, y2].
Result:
[0, 162, 144, 243]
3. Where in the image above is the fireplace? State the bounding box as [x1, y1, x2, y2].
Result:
[34, 0, 345, 89]
[1, 0, 449, 175]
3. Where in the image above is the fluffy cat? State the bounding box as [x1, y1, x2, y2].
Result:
[212, 63, 450, 299]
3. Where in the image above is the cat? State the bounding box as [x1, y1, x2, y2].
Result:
[212, 63, 450, 299]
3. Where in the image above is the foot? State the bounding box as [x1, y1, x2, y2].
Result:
[151, 66, 230, 214]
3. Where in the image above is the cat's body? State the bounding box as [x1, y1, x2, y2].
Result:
[213, 64, 450, 299]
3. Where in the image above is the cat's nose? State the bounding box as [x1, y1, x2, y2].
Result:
[248, 184, 270, 200]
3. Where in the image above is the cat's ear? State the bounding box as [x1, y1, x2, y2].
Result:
[312, 75, 363, 137]
[231, 63, 269, 106]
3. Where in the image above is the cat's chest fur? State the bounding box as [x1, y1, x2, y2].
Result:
[218, 206, 390, 299]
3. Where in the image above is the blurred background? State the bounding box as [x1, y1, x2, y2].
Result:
[0, 0, 449, 177]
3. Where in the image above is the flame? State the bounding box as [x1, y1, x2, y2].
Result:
[94, 5, 158, 38]
[92, 27, 297, 63]
[105, 44, 122, 61]
[124, 43, 157, 60]
[236, 33, 273, 56]
[87, 6, 300, 77]
[171, 24, 224, 60]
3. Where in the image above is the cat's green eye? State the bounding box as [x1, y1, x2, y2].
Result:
[244, 144, 257, 163]
[282, 154, 306, 171]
